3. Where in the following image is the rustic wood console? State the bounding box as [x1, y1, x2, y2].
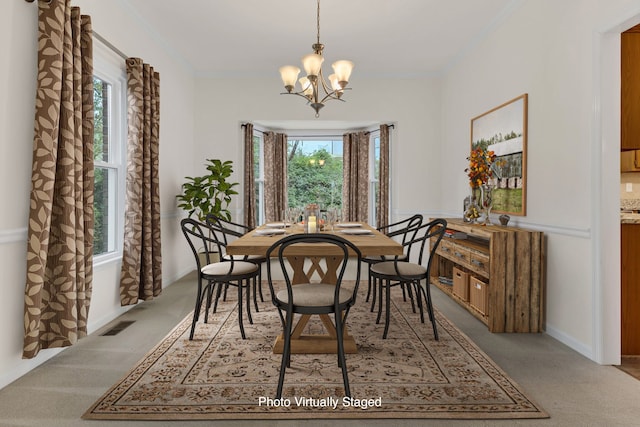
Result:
[431, 218, 545, 332]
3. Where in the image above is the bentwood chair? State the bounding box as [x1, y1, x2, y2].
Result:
[370, 218, 447, 339]
[206, 214, 268, 304]
[364, 214, 423, 308]
[265, 234, 362, 399]
[181, 218, 259, 340]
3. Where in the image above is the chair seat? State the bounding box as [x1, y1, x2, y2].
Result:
[276, 284, 353, 307]
[201, 261, 258, 276]
[363, 254, 407, 263]
[223, 254, 266, 262]
[371, 261, 426, 278]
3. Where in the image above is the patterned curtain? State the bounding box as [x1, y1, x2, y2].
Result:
[263, 131, 288, 223]
[119, 58, 162, 306]
[342, 131, 369, 222]
[23, 0, 94, 359]
[376, 124, 391, 228]
[243, 123, 256, 229]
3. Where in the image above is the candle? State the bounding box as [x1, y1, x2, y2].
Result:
[308, 215, 317, 233]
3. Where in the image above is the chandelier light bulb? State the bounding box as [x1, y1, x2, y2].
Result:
[331, 60, 354, 87]
[279, 66, 301, 92]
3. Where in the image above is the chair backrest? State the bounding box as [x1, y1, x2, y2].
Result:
[181, 217, 219, 271]
[265, 233, 363, 309]
[401, 218, 447, 268]
[206, 213, 250, 238]
[380, 214, 423, 248]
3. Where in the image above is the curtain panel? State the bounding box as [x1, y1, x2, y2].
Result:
[376, 124, 391, 228]
[119, 58, 162, 305]
[342, 131, 369, 222]
[243, 123, 256, 229]
[263, 131, 288, 222]
[23, 0, 94, 359]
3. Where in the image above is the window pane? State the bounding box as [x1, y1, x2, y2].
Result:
[93, 77, 111, 162]
[287, 140, 343, 209]
[93, 166, 116, 254]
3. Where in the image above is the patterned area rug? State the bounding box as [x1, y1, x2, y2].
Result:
[83, 284, 548, 420]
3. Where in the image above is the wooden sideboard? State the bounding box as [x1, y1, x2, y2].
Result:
[431, 218, 545, 333]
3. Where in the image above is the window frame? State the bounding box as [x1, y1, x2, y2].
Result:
[253, 130, 265, 226]
[252, 128, 387, 225]
[92, 40, 127, 265]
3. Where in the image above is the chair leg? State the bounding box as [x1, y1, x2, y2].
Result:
[204, 283, 213, 324]
[405, 281, 417, 313]
[365, 264, 372, 302]
[414, 280, 426, 323]
[258, 265, 265, 302]
[237, 282, 246, 339]
[383, 278, 392, 339]
[189, 278, 205, 340]
[423, 279, 438, 341]
[376, 276, 384, 323]
[212, 281, 223, 313]
[276, 311, 294, 399]
[335, 310, 350, 397]
[252, 276, 260, 313]
[245, 279, 253, 325]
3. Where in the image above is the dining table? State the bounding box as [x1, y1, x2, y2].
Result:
[225, 221, 403, 355]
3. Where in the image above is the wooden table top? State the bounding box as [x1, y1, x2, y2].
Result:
[226, 222, 403, 257]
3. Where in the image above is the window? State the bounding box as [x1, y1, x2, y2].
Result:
[252, 131, 385, 225]
[370, 133, 381, 226]
[253, 131, 264, 227]
[93, 41, 126, 259]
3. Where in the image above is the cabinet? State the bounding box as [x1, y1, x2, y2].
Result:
[621, 224, 640, 354]
[622, 28, 640, 150]
[621, 150, 640, 172]
[431, 218, 545, 333]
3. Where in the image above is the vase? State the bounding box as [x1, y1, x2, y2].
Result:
[481, 184, 494, 225]
[464, 189, 481, 223]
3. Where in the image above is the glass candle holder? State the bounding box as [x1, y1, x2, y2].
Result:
[304, 203, 320, 233]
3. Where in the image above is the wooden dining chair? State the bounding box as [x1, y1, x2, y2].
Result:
[265, 233, 363, 399]
[181, 218, 259, 340]
[369, 218, 447, 339]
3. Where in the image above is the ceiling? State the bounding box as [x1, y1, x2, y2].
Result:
[121, 0, 517, 78]
[119, 0, 516, 130]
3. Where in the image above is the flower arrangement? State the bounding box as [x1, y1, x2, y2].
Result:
[465, 147, 496, 188]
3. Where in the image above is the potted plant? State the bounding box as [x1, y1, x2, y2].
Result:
[177, 159, 239, 222]
[177, 159, 239, 264]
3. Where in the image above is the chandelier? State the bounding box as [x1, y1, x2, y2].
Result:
[278, 0, 354, 118]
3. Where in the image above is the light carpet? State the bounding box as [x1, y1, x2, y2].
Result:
[83, 284, 548, 420]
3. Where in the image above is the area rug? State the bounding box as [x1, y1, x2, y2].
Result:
[83, 284, 548, 420]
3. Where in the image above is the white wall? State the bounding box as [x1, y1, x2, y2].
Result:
[0, 0, 196, 388]
[193, 75, 443, 221]
[440, 0, 640, 363]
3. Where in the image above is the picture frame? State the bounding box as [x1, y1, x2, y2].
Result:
[471, 93, 528, 216]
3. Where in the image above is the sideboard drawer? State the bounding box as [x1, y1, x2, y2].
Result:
[469, 251, 490, 276]
[451, 245, 470, 264]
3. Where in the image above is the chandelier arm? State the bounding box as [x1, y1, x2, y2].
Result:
[319, 88, 351, 104]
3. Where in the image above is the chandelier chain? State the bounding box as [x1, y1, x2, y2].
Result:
[316, 0, 321, 45]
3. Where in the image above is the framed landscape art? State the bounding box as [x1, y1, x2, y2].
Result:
[471, 94, 528, 216]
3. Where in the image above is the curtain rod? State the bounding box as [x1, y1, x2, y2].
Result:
[25, 0, 129, 61]
[243, 123, 394, 137]
[93, 31, 129, 61]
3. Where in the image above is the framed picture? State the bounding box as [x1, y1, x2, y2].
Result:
[471, 93, 528, 216]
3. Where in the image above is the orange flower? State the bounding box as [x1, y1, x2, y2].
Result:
[465, 147, 496, 188]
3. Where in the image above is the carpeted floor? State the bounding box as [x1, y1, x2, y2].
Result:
[83, 284, 548, 421]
